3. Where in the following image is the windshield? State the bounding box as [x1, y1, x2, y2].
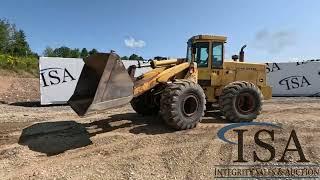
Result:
[186, 42, 192, 62]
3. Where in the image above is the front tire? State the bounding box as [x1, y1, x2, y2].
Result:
[160, 80, 206, 130]
[130, 91, 159, 116]
[219, 81, 263, 122]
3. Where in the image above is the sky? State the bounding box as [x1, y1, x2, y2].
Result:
[0, 0, 319, 62]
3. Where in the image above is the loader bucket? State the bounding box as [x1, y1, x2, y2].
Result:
[68, 53, 134, 116]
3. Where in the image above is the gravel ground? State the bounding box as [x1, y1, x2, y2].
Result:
[0, 77, 319, 179]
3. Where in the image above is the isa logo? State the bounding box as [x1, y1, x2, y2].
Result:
[217, 122, 309, 163]
[40, 67, 76, 87]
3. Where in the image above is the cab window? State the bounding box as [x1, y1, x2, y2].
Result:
[212, 42, 223, 68]
[195, 42, 209, 67]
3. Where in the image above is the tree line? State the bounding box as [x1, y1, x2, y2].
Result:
[121, 54, 144, 60]
[43, 47, 145, 60]
[43, 46, 98, 58]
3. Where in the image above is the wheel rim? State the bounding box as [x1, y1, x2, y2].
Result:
[236, 92, 256, 115]
[182, 94, 199, 117]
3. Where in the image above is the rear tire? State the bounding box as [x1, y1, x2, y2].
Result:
[219, 81, 263, 123]
[160, 80, 206, 130]
[130, 91, 159, 116]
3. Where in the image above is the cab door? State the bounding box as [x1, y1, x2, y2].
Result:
[211, 42, 223, 69]
[194, 42, 211, 82]
[210, 42, 225, 86]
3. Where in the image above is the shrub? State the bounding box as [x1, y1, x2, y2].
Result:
[0, 54, 38, 76]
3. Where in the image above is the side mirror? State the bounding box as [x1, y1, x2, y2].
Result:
[192, 44, 196, 54]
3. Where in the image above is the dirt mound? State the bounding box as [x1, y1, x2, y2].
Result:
[0, 76, 39, 103]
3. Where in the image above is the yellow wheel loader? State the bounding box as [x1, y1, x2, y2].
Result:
[68, 35, 272, 130]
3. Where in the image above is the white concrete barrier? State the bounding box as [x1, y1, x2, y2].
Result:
[266, 60, 320, 96]
[39, 58, 151, 105]
[39, 57, 84, 105]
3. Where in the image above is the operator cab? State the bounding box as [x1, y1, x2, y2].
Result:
[187, 35, 226, 69]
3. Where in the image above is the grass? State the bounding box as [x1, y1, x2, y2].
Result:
[0, 54, 38, 77]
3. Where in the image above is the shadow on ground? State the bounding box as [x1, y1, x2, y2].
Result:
[9, 101, 67, 107]
[9, 101, 41, 107]
[18, 121, 91, 156]
[18, 110, 226, 156]
[203, 105, 228, 124]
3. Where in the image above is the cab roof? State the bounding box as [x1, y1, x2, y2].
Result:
[188, 35, 227, 42]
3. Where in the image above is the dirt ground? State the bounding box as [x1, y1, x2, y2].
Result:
[0, 76, 39, 104]
[0, 77, 319, 179]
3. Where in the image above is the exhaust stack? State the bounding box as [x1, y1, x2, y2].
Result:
[239, 45, 247, 62]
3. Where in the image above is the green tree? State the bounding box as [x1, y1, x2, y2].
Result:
[89, 48, 98, 55]
[43, 46, 54, 57]
[53, 46, 71, 58]
[80, 48, 88, 58]
[11, 30, 31, 56]
[121, 56, 129, 60]
[129, 54, 139, 60]
[0, 19, 10, 54]
[70, 48, 80, 58]
[29, 52, 39, 58]
[129, 54, 144, 60]
[0, 18, 36, 57]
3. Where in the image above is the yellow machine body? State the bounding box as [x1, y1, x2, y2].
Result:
[68, 34, 272, 116]
[187, 35, 272, 102]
